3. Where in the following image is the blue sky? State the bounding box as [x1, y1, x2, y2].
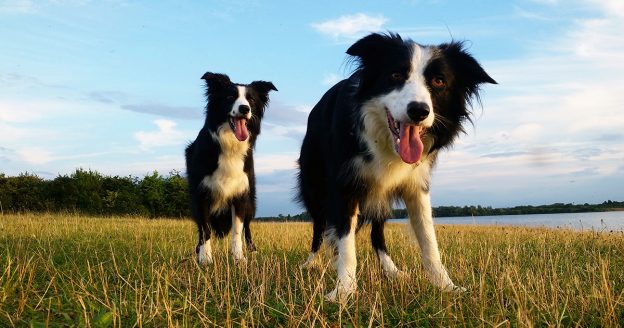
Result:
[1, 0, 623, 216]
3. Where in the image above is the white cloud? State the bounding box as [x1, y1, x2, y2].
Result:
[0, 100, 46, 123]
[312, 13, 387, 40]
[0, 0, 36, 14]
[134, 119, 188, 151]
[254, 153, 299, 174]
[589, 0, 624, 17]
[427, 0, 624, 206]
[16, 147, 53, 165]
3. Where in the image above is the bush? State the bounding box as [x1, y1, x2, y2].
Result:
[0, 169, 190, 218]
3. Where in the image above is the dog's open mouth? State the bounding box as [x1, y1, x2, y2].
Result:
[386, 109, 426, 164]
[229, 116, 249, 142]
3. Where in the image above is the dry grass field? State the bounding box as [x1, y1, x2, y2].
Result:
[1, 213, 623, 327]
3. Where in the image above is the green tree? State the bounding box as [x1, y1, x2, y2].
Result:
[140, 171, 165, 218]
[72, 169, 104, 214]
[163, 170, 190, 217]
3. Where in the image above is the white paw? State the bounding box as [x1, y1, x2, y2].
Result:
[197, 244, 213, 265]
[324, 288, 340, 302]
[231, 252, 246, 263]
[385, 269, 410, 279]
[442, 284, 467, 293]
[230, 238, 245, 261]
[300, 253, 318, 269]
[324, 282, 356, 303]
[198, 254, 213, 265]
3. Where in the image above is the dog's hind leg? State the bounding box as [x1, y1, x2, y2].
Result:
[197, 223, 213, 264]
[406, 190, 464, 292]
[297, 148, 326, 268]
[325, 200, 359, 302]
[300, 218, 325, 268]
[243, 221, 256, 252]
[371, 220, 405, 277]
[194, 200, 213, 265]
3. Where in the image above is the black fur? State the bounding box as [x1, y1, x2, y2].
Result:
[297, 32, 496, 262]
[186, 72, 276, 257]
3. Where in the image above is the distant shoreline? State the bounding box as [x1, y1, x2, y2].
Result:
[257, 201, 624, 222]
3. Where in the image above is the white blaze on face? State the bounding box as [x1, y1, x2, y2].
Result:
[231, 86, 251, 119]
[378, 44, 435, 127]
[228, 85, 252, 142]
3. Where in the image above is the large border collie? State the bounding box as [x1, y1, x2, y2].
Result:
[297, 32, 496, 301]
[186, 72, 276, 264]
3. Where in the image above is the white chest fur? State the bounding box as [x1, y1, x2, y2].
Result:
[201, 124, 250, 212]
[354, 151, 432, 212]
[355, 101, 433, 213]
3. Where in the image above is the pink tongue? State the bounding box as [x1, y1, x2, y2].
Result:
[398, 124, 424, 164]
[234, 118, 249, 141]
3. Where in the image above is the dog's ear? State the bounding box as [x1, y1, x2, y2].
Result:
[346, 32, 404, 64]
[250, 81, 278, 94]
[201, 72, 231, 91]
[250, 81, 277, 103]
[439, 42, 497, 86]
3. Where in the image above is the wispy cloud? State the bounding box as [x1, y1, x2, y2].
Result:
[312, 13, 387, 40]
[16, 147, 53, 165]
[254, 153, 299, 175]
[264, 102, 310, 126]
[427, 0, 624, 206]
[589, 0, 624, 17]
[88, 90, 129, 104]
[121, 103, 201, 120]
[0, 0, 36, 14]
[261, 101, 310, 141]
[134, 119, 190, 151]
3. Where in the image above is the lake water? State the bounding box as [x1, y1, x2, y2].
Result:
[390, 211, 624, 231]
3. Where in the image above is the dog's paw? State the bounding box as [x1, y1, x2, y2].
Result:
[197, 245, 213, 265]
[324, 282, 356, 303]
[231, 244, 246, 264]
[232, 255, 247, 265]
[197, 255, 213, 265]
[324, 288, 355, 303]
[385, 269, 410, 279]
[443, 284, 467, 293]
[324, 288, 352, 303]
[246, 242, 257, 253]
[299, 254, 319, 269]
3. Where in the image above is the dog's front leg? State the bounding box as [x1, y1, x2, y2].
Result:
[405, 190, 464, 292]
[230, 205, 246, 263]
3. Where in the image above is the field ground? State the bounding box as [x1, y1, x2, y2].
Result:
[1, 213, 623, 327]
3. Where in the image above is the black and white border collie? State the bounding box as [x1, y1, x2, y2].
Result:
[297, 33, 496, 301]
[186, 72, 276, 264]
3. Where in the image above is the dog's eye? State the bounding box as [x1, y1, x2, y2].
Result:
[226, 95, 235, 100]
[391, 73, 405, 81]
[431, 76, 446, 89]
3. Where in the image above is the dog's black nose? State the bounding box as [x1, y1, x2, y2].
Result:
[238, 105, 250, 115]
[406, 101, 430, 122]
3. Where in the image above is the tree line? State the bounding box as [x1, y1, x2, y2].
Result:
[390, 201, 624, 219]
[1, 170, 622, 219]
[259, 201, 624, 221]
[0, 170, 190, 218]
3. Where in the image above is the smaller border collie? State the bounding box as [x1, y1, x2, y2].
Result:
[297, 33, 496, 301]
[186, 72, 276, 264]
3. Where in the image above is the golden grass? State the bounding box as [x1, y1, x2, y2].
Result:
[0, 213, 623, 327]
